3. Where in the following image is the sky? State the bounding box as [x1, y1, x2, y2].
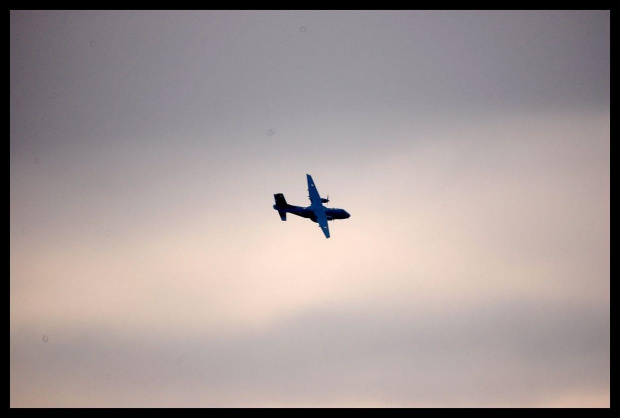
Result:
[10, 10, 609, 407]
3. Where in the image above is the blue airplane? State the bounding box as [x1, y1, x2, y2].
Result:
[273, 174, 351, 239]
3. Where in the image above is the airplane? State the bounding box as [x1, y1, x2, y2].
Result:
[273, 174, 351, 239]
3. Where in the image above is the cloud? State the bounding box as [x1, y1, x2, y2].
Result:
[10, 298, 609, 407]
[11, 11, 609, 407]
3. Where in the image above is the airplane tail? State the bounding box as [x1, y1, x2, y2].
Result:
[274, 193, 289, 221]
[274, 193, 289, 208]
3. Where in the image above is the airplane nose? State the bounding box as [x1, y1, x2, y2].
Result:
[346, 211, 351, 218]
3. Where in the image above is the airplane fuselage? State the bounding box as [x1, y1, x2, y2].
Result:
[274, 204, 350, 223]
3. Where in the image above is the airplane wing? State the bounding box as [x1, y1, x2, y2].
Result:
[315, 210, 331, 239]
[306, 174, 322, 207]
[307, 174, 330, 238]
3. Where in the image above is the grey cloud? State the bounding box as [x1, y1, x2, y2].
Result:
[10, 11, 609, 149]
[11, 299, 609, 407]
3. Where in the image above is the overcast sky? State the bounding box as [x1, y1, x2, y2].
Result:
[10, 10, 609, 407]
